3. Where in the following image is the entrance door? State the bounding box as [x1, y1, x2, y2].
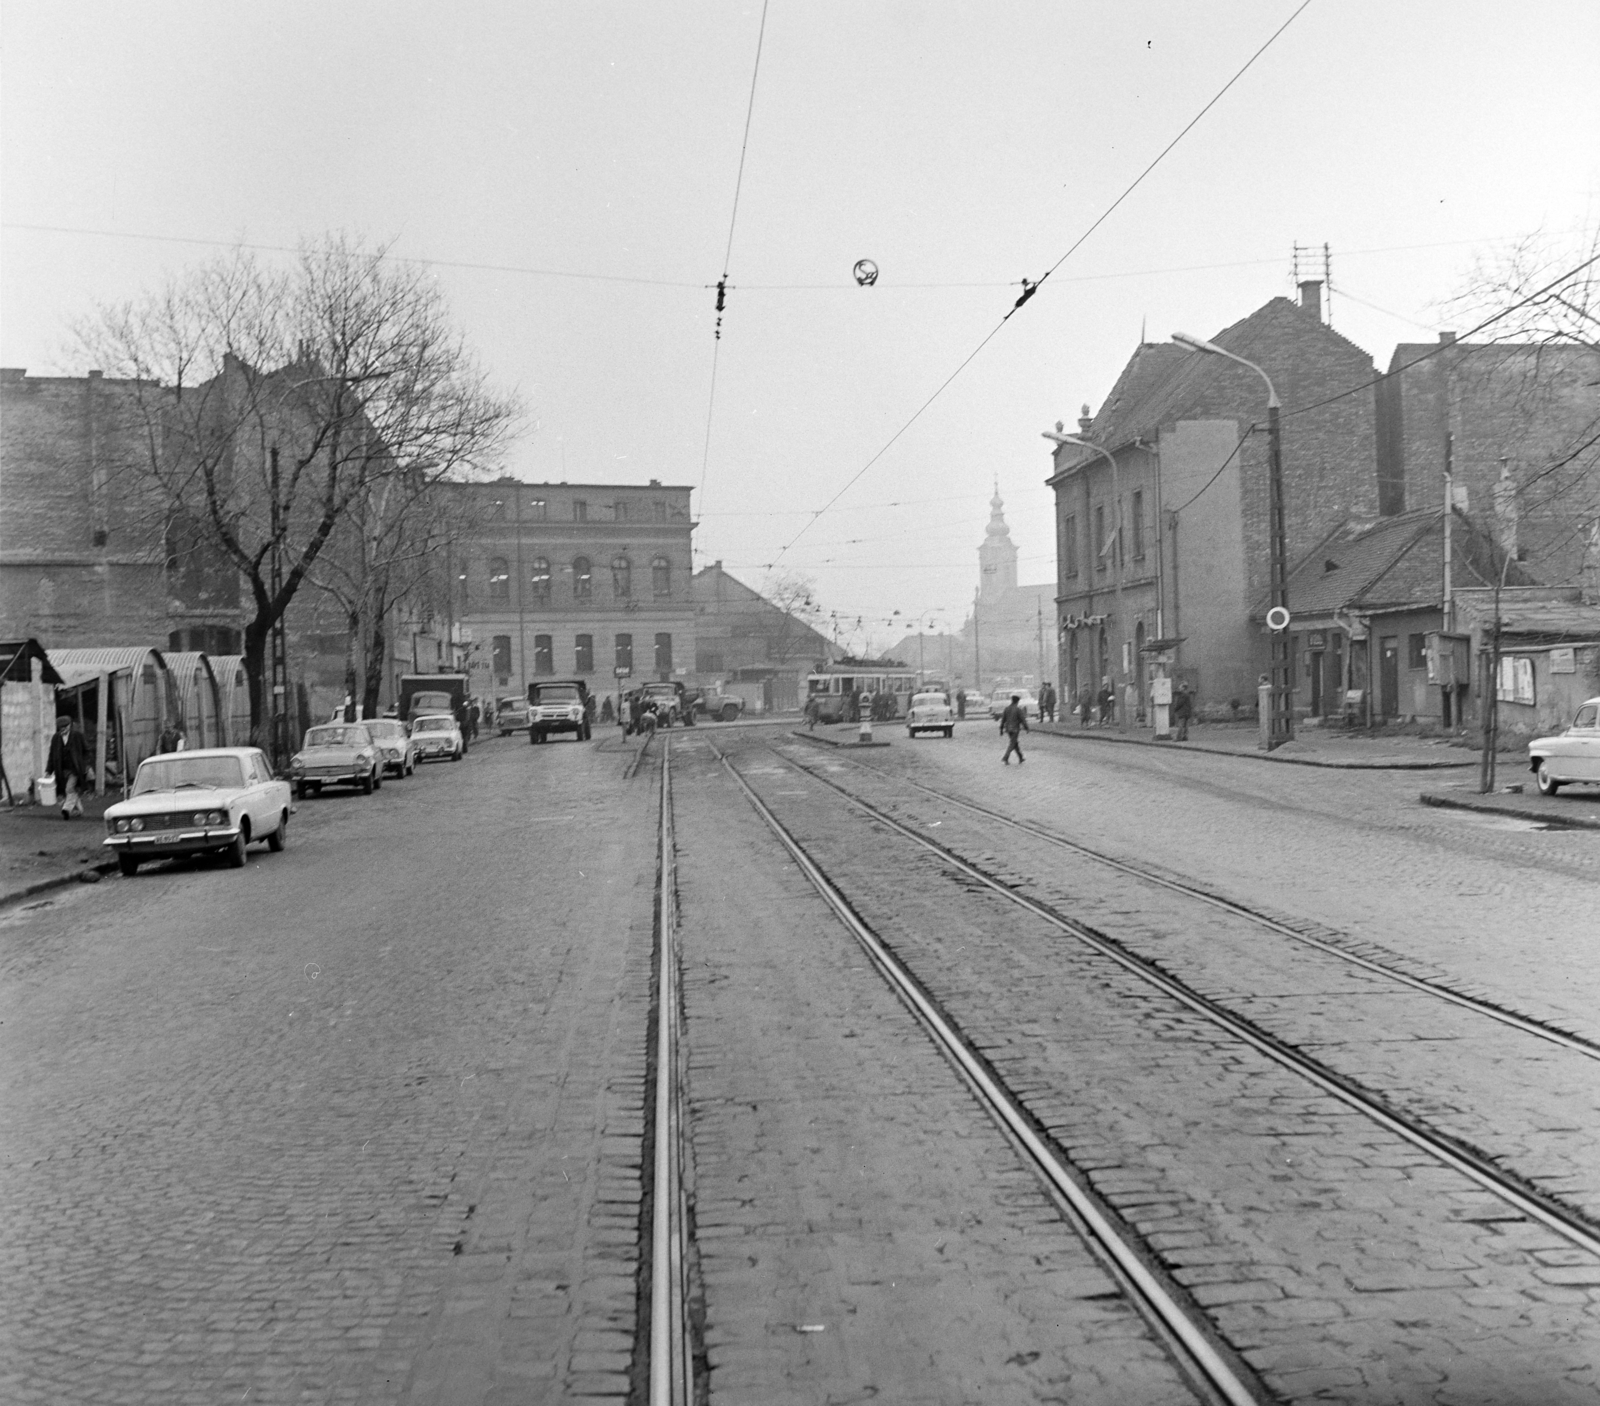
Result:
[1308, 652, 1324, 716]
[1379, 637, 1399, 719]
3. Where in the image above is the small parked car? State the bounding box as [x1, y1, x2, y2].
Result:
[529, 680, 592, 742]
[988, 691, 1038, 720]
[289, 722, 384, 797]
[497, 695, 533, 735]
[103, 747, 291, 876]
[411, 712, 466, 763]
[1527, 696, 1600, 795]
[363, 718, 417, 778]
[906, 691, 955, 738]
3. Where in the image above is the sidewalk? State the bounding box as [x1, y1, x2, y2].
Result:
[1, 792, 120, 907]
[1417, 779, 1600, 830]
[1032, 718, 1480, 770]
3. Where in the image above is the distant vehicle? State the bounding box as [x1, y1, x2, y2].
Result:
[104, 747, 291, 876]
[397, 674, 469, 749]
[497, 695, 533, 735]
[1528, 696, 1600, 795]
[529, 679, 592, 743]
[690, 685, 745, 722]
[290, 723, 384, 797]
[806, 659, 918, 722]
[988, 690, 1038, 720]
[411, 713, 465, 763]
[362, 718, 417, 778]
[906, 691, 955, 739]
[640, 681, 691, 727]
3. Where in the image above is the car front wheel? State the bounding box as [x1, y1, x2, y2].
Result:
[227, 828, 248, 867]
[267, 812, 288, 852]
[118, 854, 140, 877]
[1536, 761, 1563, 796]
[361, 770, 374, 794]
[944, 727, 954, 738]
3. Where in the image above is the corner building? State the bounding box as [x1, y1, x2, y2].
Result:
[441, 479, 696, 702]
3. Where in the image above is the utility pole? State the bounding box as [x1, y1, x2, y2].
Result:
[972, 586, 982, 696]
[268, 447, 291, 766]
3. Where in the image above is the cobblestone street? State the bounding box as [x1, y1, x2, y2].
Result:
[3, 721, 1597, 1402]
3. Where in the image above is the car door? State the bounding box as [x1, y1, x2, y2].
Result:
[243, 751, 272, 833]
[1564, 703, 1600, 779]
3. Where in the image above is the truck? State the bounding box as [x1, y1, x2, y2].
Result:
[397, 673, 471, 752]
[689, 684, 745, 722]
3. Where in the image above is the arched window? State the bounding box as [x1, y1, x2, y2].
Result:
[611, 554, 632, 598]
[488, 556, 510, 601]
[573, 556, 593, 598]
[651, 555, 671, 598]
[529, 557, 551, 600]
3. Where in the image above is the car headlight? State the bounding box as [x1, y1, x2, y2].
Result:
[290, 756, 304, 771]
[129, 818, 144, 832]
[356, 750, 372, 762]
[114, 818, 130, 833]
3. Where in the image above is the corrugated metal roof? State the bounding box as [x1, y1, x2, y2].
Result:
[163, 651, 216, 695]
[209, 654, 248, 691]
[0, 640, 64, 685]
[48, 646, 166, 687]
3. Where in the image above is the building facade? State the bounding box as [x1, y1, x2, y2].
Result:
[1049, 286, 1380, 717]
[439, 478, 696, 707]
[691, 561, 836, 712]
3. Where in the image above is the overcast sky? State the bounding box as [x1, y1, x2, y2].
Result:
[4, 1, 1596, 647]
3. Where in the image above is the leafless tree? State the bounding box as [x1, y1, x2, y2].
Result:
[758, 570, 829, 666]
[79, 235, 520, 742]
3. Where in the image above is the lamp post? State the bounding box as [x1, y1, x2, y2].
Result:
[1171, 332, 1293, 749]
[1043, 429, 1123, 699]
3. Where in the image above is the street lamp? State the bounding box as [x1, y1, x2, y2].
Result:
[1171, 331, 1293, 749]
[1043, 428, 1123, 702]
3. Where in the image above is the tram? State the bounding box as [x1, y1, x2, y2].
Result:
[805, 658, 919, 722]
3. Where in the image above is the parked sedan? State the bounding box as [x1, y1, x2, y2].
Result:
[411, 712, 465, 762]
[289, 723, 383, 797]
[906, 691, 955, 738]
[363, 718, 417, 778]
[103, 747, 291, 876]
[497, 696, 533, 735]
[1528, 696, 1600, 795]
[987, 690, 1039, 719]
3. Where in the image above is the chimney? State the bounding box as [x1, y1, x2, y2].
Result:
[1298, 280, 1322, 322]
[1439, 331, 1457, 345]
[1077, 403, 1094, 436]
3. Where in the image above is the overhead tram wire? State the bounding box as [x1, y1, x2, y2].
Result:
[697, 0, 772, 526]
[770, 0, 1314, 567]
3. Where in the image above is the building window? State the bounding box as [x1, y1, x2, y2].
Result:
[1094, 506, 1107, 572]
[575, 634, 594, 673]
[490, 497, 506, 521]
[492, 635, 512, 677]
[488, 556, 510, 600]
[652, 555, 671, 597]
[529, 557, 551, 600]
[1132, 491, 1145, 559]
[573, 556, 592, 598]
[696, 651, 724, 674]
[572, 499, 588, 523]
[533, 635, 553, 674]
[612, 500, 628, 522]
[615, 633, 633, 672]
[654, 632, 673, 676]
[1062, 513, 1078, 578]
[611, 554, 632, 597]
[1409, 633, 1428, 670]
[654, 500, 667, 522]
[525, 496, 547, 521]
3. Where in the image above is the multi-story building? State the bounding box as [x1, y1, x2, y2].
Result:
[1048, 284, 1379, 716]
[438, 478, 696, 708]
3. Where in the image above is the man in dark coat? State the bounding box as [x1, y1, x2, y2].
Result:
[1172, 683, 1193, 741]
[47, 715, 90, 819]
[999, 693, 1030, 765]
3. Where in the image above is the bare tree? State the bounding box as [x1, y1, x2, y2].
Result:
[79, 235, 519, 742]
[758, 571, 829, 666]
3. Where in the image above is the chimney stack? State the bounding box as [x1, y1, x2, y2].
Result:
[1077, 403, 1094, 436]
[1439, 330, 1458, 345]
[1298, 280, 1322, 322]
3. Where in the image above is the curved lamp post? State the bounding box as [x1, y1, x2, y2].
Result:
[1171, 332, 1293, 749]
[1043, 429, 1123, 698]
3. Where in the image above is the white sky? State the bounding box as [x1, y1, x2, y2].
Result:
[4, 1, 1596, 648]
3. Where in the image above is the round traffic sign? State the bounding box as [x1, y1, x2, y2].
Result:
[1266, 606, 1292, 632]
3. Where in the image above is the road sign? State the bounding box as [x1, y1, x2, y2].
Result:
[613, 665, 632, 679]
[1265, 606, 1292, 632]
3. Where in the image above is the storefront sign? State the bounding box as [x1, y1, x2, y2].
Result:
[1550, 647, 1576, 675]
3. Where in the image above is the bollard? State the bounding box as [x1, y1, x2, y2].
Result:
[858, 716, 873, 744]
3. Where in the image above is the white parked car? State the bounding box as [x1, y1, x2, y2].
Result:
[103, 747, 291, 877]
[906, 691, 955, 739]
[411, 712, 465, 763]
[289, 722, 383, 798]
[1528, 696, 1600, 795]
[988, 691, 1038, 720]
[363, 718, 418, 778]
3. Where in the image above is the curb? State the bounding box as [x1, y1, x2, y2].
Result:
[0, 860, 119, 911]
[791, 731, 892, 749]
[1031, 724, 1477, 771]
[1418, 791, 1600, 831]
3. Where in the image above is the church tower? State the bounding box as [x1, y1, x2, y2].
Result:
[978, 484, 1018, 602]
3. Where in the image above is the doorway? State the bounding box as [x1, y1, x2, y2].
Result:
[1379, 636, 1399, 719]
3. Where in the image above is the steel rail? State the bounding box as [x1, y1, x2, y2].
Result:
[650, 738, 692, 1406]
[803, 744, 1600, 1062]
[708, 738, 1266, 1406]
[765, 742, 1600, 1261]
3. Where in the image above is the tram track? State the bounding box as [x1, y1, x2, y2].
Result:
[747, 735, 1600, 1261]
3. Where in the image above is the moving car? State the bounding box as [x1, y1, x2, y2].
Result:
[411, 712, 465, 763]
[497, 696, 533, 735]
[103, 747, 291, 876]
[1527, 696, 1600, 795]
[906, 691, 955, 739]
[529, 679, 592, 743]
[289, 722, 384, 797]
[364, 718, 417, 778]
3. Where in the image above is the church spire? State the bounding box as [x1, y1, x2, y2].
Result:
[979, 481, 1018, 599]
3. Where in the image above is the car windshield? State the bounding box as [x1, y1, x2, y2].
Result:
[132, 756, 246, 795]
[536, 685, 581, 703]
[365, 721, 403, 739]
[305, 726, 371, 748]
[413, 717, 454, 732]
[911, 694, 948, 708]
[497, 698, 522, 710]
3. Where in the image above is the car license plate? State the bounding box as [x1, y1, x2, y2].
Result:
[151, 831, 179, 845]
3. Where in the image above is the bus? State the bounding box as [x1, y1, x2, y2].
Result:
[806, 658, 919, 722]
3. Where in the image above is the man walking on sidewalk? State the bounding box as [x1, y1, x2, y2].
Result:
[999, 693, 1029, 764]
[46, 715, 89, 819]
